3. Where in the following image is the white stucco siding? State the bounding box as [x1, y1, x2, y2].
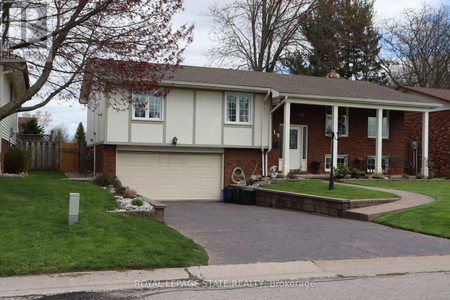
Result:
[252, 94, 270, 147]
[165, 89, 194, 144]
[195, 90, 222, 145]
[131, 122, 163, 143]
[106, 90, 129, 143]
[224, 127, 253, 146]
[86, 93, 107, 145]
[1, 75, 17, 144]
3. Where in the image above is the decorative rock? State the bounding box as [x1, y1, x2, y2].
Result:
[0, 172, 28, 178]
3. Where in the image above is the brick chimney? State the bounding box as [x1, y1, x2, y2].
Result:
[326, 68, 340, 79]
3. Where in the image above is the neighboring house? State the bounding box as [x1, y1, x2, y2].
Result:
[80, 64, 440, 201]
[0, 62, 30, 174]
[397, 86, 450, 177]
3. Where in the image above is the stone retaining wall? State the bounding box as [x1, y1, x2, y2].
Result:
[255, 188, 397, 217]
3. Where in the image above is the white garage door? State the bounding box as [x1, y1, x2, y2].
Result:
[116, 152, 222, 201]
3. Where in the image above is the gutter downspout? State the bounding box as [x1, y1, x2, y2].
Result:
[265, 96, 288, 176]
[261, 90, 270, 177]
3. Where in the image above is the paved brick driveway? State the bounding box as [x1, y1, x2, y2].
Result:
[163, 201, 450, 265]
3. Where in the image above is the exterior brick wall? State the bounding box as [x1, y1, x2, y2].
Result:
[224, 148, 263, 187]
[87, 144, 116, 176]
[270, 105, 407, 175]
[404, 110, 450, 177]
[1, 138, 10, 174]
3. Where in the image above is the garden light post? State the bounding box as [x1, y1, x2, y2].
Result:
[327, 131, 341, 190]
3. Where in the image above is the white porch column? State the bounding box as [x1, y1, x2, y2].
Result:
[422, 111, 429, 177]
[375, 108, 383, 173]
[283, 101, 291, 175]
[332, 105, 338, 169]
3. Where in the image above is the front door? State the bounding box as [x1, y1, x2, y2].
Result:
[280, 125, 308, 172]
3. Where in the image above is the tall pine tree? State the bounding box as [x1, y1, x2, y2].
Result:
[282, 0, 386, 84]
[74, 122, 86, 144]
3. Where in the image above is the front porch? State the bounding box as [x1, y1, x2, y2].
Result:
[268, 98, 430, 177]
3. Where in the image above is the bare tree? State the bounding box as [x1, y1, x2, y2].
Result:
[207, 0, 317, 72]
[50, 124, 69, 142]
[0, 0, 194, 121]
[381, 5, 450, 88]
[22, 110, 53, 130]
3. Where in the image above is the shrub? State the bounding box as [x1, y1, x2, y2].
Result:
[131, 198, 144, 207]
[350, 168, 366, 179]
[402, 173, 409, 179]
[123, 189, 137, 199]
[4, 147, 32, 173]
[334, 164, 350, 179]
[415, 173, 424, 179]
[94, 175, 122, 190]
[372, 173, 383, 179]
[428, 172, 435, 179]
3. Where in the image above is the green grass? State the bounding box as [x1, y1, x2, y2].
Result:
[350, 181, 450, 239]
[0, 172, 208, 276]
[263, 180, 398, 200]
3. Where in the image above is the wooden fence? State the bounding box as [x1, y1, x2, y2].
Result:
[17, 141, 87, 173]
[60, 143, 79, 172]
[17, 141, 60, 170]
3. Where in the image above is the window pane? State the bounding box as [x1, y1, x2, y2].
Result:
[226, 95, 237, 122]
[382, 115, 388, 137]
[133, 94, 147, 118]
[149, 96, 161, 119]
[326, 107, 347, 136]
[368, 117, 376, 137]
[325, 157, 331, 170]
[325, 114, 332, 133]
[338, 115, 347, 135]
[289, 129, 297, 149]
[239, 96, 249, 123]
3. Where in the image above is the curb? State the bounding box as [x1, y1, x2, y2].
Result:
[1, 255, 449, 297]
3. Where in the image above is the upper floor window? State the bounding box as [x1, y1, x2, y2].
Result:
[225, 93, 252, 125]
[325, 107, 348, 136]
[132, 93, 163, 121]
[368, 110, 389, 138]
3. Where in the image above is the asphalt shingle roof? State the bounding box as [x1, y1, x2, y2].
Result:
[166, 65, 436, 104]
[398, 86, 450, 102]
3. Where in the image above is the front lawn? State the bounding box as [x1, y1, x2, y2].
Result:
[350, 181, 450, 239]
[0, 172, 208, 276]
[263, 180, 398, 200]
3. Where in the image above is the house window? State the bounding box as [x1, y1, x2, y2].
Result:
[325, 107, 348, 136]
[132, 93, 163, 121]
[367, 156, 390, 173]
[325, 155, 348, 172]
[225, 93, 252, 125]
[368, 110, 389, 138]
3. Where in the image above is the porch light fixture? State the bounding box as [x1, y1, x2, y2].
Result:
[172, 136, 178, 146]
[326, 131, 341, 190]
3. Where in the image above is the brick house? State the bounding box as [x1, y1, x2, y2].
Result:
[0, 62, 30, 174]
[80, 64, 440, 201]
[397, 86, 450, 177]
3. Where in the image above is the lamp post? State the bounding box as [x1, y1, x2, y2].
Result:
[326, 130, 341, 190]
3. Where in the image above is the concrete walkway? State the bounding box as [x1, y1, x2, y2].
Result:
[63, 172, 93, 182]
[1, 255, 449, 297]
[338, 183, 435, 221]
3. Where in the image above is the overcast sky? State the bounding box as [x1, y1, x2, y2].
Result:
[33, 0, 447, 137]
